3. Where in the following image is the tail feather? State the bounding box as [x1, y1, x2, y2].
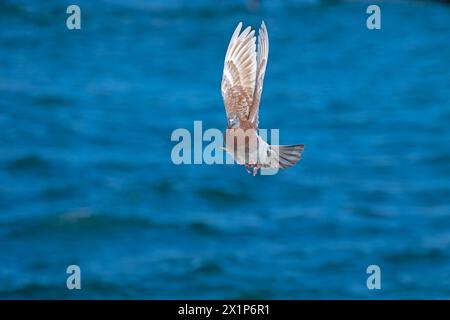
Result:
[274, 144, 304, 169]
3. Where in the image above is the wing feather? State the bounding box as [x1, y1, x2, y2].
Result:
[248, 21, 269, 128]
[221, 22, 257, 120]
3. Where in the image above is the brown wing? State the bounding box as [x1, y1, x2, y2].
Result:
[248, 21, 269, 129]
[221, 22, 257, 121]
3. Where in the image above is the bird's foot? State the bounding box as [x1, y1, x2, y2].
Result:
[253, 165, 258, 176]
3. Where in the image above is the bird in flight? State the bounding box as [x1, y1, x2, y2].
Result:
[221, 21, 304, 176]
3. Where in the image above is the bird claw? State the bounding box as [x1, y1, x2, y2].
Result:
[245, 164, 258, 176]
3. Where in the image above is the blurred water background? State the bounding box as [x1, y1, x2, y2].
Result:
[0, 0, 449, 299]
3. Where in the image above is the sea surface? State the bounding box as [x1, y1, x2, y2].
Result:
[1, 0, 450, 299]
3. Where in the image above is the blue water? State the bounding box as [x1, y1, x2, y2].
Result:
[1, 0, 450, 299]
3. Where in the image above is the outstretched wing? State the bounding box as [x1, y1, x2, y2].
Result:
[221, 22, 257, 121]
[248, 21, 269, 129]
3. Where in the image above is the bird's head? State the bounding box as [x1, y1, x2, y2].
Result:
[227, 115, 240, 129]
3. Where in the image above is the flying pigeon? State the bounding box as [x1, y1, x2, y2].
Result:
[221, 21, 304, 176]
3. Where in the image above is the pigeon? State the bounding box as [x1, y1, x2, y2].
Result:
[221, 21, 304, 176]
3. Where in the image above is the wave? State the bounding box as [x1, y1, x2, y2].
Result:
[5, 155, 51, 172]
[5, 211, 154, 239]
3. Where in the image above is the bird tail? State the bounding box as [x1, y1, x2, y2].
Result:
[273, 144, 304, 169]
